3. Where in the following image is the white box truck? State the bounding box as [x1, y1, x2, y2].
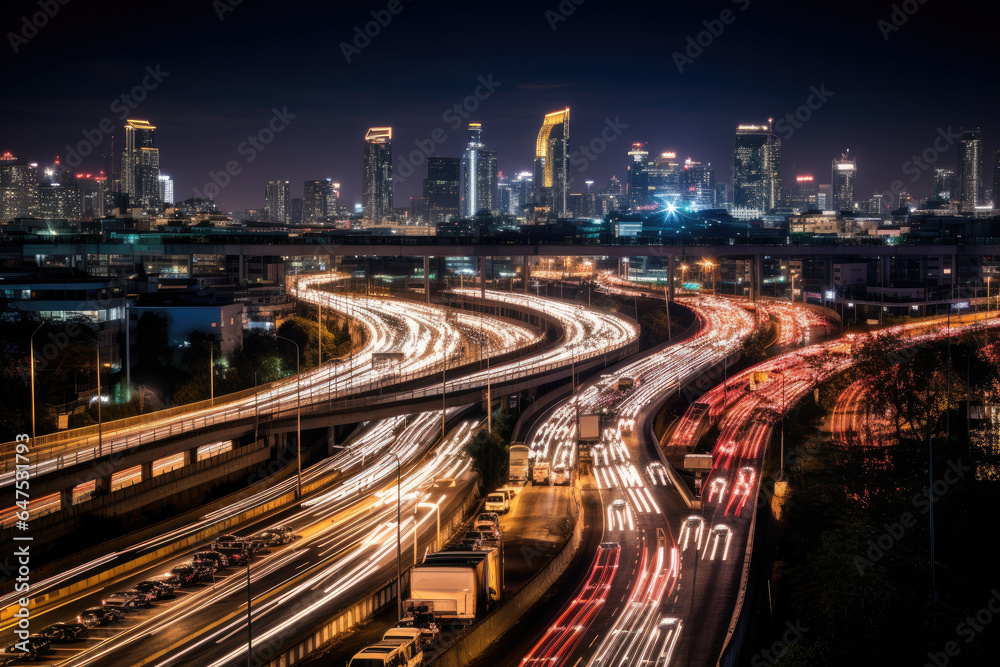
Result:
[406, 549, 502, 624]
[508, 444, 530, 486]
[533, 461, 551, 485]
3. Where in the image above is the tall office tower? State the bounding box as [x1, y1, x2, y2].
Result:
[264, 180, 290, 223]
[790, 175, 818, 211]
[867, 192, 886, 215]
[606, 175, 623, 211]
[497, 173, 514, 215]
[831, 152, 857, 211]
[715, 182, 729, 207]
[290, 198, 302, 224]
[514, 171, 534, 209]
[423, 157, 460, 223]
[39, 183, 75, 219]
[158, 174, 174, 206]
[327, 182, 341, 218]
[681, 158, 715, 210]
[121, 119, 160, 209]
[534, 108, 570, 216]
[626, 142, 650, 209]
[956, 128, 983, 212]
[303, 179, 333, 222]
[647, 152, 684, 204]
[0, 151, 39, 220]
[993, 150, 1000, 206]
[733, 122, 782, 214]
[461, 123, 499, 216]
[817, 183, 832, 210]
[363, 127, 393, 222]
[933, 168, 955, 201]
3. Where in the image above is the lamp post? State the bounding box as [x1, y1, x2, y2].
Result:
[390, 452, 403, 620]
[96, 342, 103, 456]
[29, 323, 43, 441]
[275, 334, 302, 499]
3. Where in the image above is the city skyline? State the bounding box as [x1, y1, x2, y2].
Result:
[0, 0, 996, 213]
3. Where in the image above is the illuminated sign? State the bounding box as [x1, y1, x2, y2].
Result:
[824, 290, 836, 300]
[796, 175, 814, 182]
[682, 282, 702, 290]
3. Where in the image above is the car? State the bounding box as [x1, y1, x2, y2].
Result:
[129, 580, 176, 601]
[192, 551, 229, 570]
[38, 623, 89, 643]
[464, 528, 500, 542]
[211, 534, 240, 550]
[102, 591, 148, 609]
[170, 563, 214, 584]
[149, 573, 183, 590]
[484, 491, 510, 514]
[255, 526, 297, 546]
[77, 606, 124, 627]
[473, 512, 500, 531]
[611, 498, 626, 511]
[2, 635, 51, 661]
[450, 538, 482, 551]
[214, 545, 251, 566]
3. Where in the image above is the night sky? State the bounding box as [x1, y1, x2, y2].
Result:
[1, 0, 995, 213]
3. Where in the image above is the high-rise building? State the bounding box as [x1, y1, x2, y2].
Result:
[993, 150, 1000, 206]
[626, 143, 650, 210]
[831, 152, 856, 211]
[363, 127, 393, 222]
[681, 158, 715, 210]
[158, 174, 174, 206]
[303, 179, 333, 222]
[290, 198, 302, 224]
[121, 119, 160, 209]
[733, 122, 781, 215]
[647, 152, 684, 205]
[514, 171, 534, 213]
[933, 168, 955, 201]
[497, 173, 515, 215]
[534, 108, 570, 216]
[714, 182, 729, 207]
[461, 123, 499, 216]
[0, 152, 39, 220]
[791, 175, 818, 211]
[39, 182, 75, 219]
[956, 128, 983, 212]
[264, 180, 290, 223]
[423, 157, 460, 223]
[327, 182, 341, 218]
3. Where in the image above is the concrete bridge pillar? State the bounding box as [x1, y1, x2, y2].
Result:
[423, 256, 431, 304]
[60, 487, 74, 511]
[668, 255, 675, 302]
[327, 426, 338, 457]
[95, 475, 111, 494]
[479, 255, 487, 300]
[753, 254, 763, 303]
[141, 460, 154, 482]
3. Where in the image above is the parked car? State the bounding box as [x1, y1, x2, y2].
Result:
[77, 606, 124, 627]
[101, 591, 148, 609]
[129, 580, 176, 601]
[38, 623, 89, 643]
[170, 563, 214, 584]
[149, 573, 183, 590]
[473, 512, 500, 531]
[192, 551, 229, 571]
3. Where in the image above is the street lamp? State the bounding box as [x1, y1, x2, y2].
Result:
[275, 334, 302, 499]
[699, 260, 716, 296]
[29, 323, 43, 441]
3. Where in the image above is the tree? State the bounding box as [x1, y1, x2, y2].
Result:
[464, 427, 509, 491]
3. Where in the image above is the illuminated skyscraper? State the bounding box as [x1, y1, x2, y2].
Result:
[831, 152, 856, 211]
[423, 157, 460, 223]
[681, 158, 715, 210]
[733, 122, 781, 215]
[933, 168, 955, 201]
[791, 175, 818, 211]
[461, 123, 499, 216]
[158, 174, 174, 206]
[264, 180, 290, 223]
[956, 128, 983, 212]
[0, 151, 39, 220]
[363, 127, 393, 222]
[626, 143, 650, 210]
[303, 180, 332, 222]
[121, 119, 160, 209]
[534, 108, 570, 216]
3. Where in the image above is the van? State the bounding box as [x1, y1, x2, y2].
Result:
[382, 627, 424, 663]
[484, 490, 510, 514]
[347, 638, 421, 667]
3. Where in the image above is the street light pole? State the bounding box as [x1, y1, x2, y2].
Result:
[96, 343, 103, 456]
[275, 335, 302, 499]
[391, 452, 403, 620]
[29, 323, 43, 441]
[247, 559, 252, 667]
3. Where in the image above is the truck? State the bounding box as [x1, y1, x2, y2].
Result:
[406, 548, 502, 624]
[508, 443, 530, 486]
[577, 414, 601, 462]
[552, 465, 571, 486]
[533, 461, 551, 485]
